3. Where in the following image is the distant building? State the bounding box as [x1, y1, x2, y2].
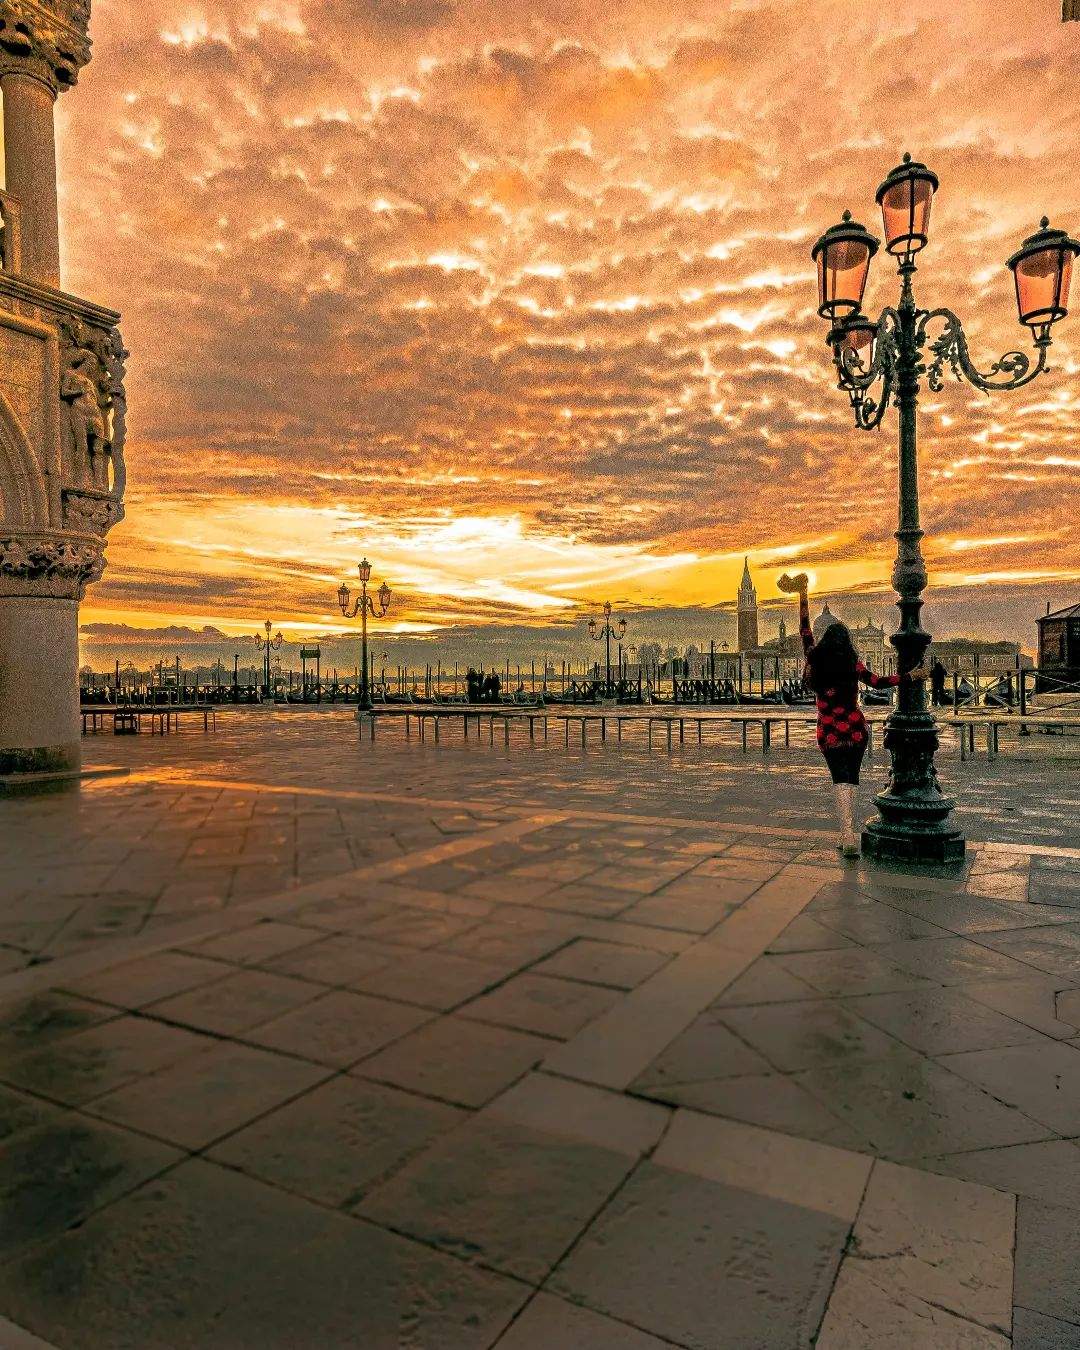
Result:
[851, 618, 888, 672]
[737, 558, 758, 652]
[812, 602, 839, 640]
[1038, 603, 1080, 687]
[929, 638, 1030, 676]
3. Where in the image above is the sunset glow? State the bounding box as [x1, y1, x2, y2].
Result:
[59, 0, 1080, 652]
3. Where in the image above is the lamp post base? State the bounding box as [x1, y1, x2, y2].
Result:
[862, 811, 966, 865]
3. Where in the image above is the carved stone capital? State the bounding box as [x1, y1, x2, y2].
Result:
[0, 0, 90, 92]
[61, 486, 122, 535]
[0, 529, 104, 598]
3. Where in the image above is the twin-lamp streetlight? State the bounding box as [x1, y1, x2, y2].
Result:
[588, 601, 628, 696]
[252, 619, 284, 698]
[337, 558, 392, 713]
[812, 155, 1078, 863]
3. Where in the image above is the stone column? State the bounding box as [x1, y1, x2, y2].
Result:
[0, 5, 121, 784]
[1, 69, 60, 287]
[0, 592, 80, 773]
[0, 536, 104, 775]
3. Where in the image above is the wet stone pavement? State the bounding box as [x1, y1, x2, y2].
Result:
[0, 714, 1079, 1346]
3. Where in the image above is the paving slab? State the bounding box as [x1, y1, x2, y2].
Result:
[872, 935, 1048, 983]
[209, 1074, 465, 1207]
[0, 1113, 182, 1261]
[0, 992, 118, 1056]
[0, 1015, 213, 1106]
[846, 987, 1049, 1056]
[638, 1070, 870, 1151]
[653, 1109, 871, 1221]
[61, 951, 233, 1009]
[1012, 1307, 1080, 1349]
[941, 1041, 1080, 1134]
[775, 947, 937, 998]
[817, 1261, 1010, 1348]
[796, 1051, 1053, 1159]
[358, 1114, 634, 1284]
[86, 1040, 328, 1149]
[820, 1161, 1015, 1339]
[531, 938, 671, 989]
[185, 921, 325, 966]
[144, 967, 324, 1036]
[461, 973, 619, 1039]
[550, 1161, 848, 1349]
[961, 976, 1080, 1039]
[632, 1009, 772, 1087]
[493, 1292, 670, 1349]
[256, 933, 402, 984]
[349, 950, 518, 1010]
[354, 1015, 551, 1107]
[0, 1158, 525, 1349]
[1015, 1197, 1080, 1327]
[921, 1139, 1080, 1211]
[482, 1072, 669, 1157]
[245, 989, 431, 1068]
[716, 998, 904, 1072]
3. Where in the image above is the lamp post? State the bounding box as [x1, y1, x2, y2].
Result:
[252, 619, 284, 699]
[813, 155, 1078, 863]
[587, 601, 628, 697]
[337, 558, 392, 713]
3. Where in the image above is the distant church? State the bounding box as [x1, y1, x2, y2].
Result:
[735, 560, 890, 670]
[737, 558, 759, 651]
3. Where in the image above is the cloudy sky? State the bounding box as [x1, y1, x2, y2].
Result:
[58, 0, 1079, 659]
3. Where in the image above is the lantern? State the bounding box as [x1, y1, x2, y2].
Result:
[337, 582, 350, 614]
[1007, 218, 1080, 329]
[835, 313, 877, 369]
[876, 154, 938, 257]
[378, 580, 392, 611]
[358, 557, 372, 583]
[812, 212, 879, 320]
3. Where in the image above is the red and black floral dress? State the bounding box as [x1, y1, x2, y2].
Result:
[799, 594, 900, 783]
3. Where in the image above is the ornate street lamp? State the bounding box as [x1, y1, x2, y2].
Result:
[252, 619, 283, 698]
[338, 558, 392, 713]
[587, 601, 628, 697]
[813, 154, 1078, 863]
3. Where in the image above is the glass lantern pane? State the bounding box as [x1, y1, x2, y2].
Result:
[843, 326, 874, 364]
[1016, 247, 1070, 324]
[881, 178, 933, 255]
[820, 239, 869, 316]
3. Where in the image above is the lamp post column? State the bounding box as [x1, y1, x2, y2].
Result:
[862, 272, 964, 863]
[605, 623, 612, 691]
[359, 577, 371, 712]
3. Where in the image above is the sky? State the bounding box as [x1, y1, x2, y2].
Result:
[55, 0, 1080, 665]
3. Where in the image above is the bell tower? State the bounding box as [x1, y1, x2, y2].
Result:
[737, 557, 758, 652]
[0, 0, 127, 778]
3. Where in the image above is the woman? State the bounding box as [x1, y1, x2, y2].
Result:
[778, 572, 927, 857]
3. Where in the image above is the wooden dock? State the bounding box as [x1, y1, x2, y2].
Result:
[81, 705, 217, 736]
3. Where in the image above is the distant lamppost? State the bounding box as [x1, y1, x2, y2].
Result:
[813, 154, 1078, 863]
[338, 558, 392, 713]
[252, 619, 283, 698]
[587, 601, 627, 696]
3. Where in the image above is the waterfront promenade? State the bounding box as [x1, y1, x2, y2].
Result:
[1, 711, 1079, 1346]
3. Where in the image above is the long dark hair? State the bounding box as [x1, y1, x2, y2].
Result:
[807, 622, 859, 692]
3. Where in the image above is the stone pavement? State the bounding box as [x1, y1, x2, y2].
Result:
[2, 720, 1080, 1346]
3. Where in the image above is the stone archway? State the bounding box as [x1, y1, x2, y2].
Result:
[0, 386, 47, 527]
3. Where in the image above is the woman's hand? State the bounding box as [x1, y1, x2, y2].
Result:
[905, 664, 930, 681]
[777, 572, 809, 595]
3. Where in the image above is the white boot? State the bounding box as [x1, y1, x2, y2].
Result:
[838, 784, 860, 857]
